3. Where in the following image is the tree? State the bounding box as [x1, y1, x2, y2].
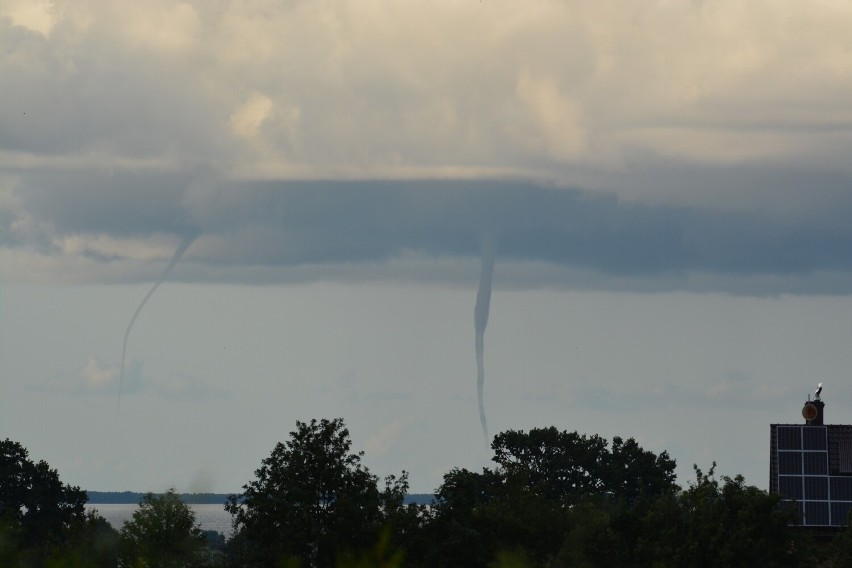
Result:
[569, 462, 813, 568]
[422, 428, 679, 568]
[827, 508, 852, 564]
[0, 439, 89, 563]
[606, 436, 678, 502]
[657, 464, 811, 567]
[226, 418, 410, 567]
[375, 472, 430, 561]
[69, 510, 121, 567]
[492, 428, 610, 502]
[119, 488, 208, 568]
[491, 427, 677, 504]
[424, 468, 501, 567]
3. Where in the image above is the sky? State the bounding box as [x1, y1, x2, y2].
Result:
[3, 0, 852, 494]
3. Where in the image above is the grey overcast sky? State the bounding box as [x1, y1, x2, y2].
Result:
[3, 0, 852, 494]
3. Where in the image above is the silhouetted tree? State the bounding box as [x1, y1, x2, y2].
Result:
[491, 427, 677, 503]
[421, 428, 678, 567]
[0, 438, 91, 565]
[606, 435, 678, 502]
[645, 463, 810, 567]
[423, 468, 501, 567]
[226, 418, 412, 567]
[53, 510, 122, 567]
[826, 508, 852, 564]
[119, 488, 208, 568]
[557, 463, 813, 568]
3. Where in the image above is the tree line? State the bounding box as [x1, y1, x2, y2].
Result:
[3, 419, 852, 567]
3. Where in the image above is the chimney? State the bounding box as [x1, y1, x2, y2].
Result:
[802, 399, 825, 425]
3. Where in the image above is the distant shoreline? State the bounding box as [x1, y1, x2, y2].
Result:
[86, 491, 436, 505]
[86, 491, 230, 505]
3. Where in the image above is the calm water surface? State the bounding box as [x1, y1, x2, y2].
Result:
[86, 504, 233, 537]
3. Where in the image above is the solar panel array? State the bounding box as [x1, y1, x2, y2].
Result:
[777, 425, 852, 526]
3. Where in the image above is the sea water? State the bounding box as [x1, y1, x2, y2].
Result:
[85, 503, 233, 538]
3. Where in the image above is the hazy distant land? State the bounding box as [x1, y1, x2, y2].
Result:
[86, 491, 435, 505]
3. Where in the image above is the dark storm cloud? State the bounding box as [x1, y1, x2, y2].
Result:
[0, 170, 197, 255]
[611, 163, 852, 228]
[18, 170, 196, 237]
[5, 175, 852, 293]
[187, 179, 852, 280]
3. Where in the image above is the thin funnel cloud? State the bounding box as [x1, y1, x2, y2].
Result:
[474, 237, 496, 441]
[118, 232, 197, 408]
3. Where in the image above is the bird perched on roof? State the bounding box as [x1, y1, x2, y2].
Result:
[815, 382, 823, 400]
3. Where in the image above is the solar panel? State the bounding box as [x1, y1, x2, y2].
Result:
[774, 425, 852, 526]
[804, 476, 829, 500]
[832, 502, 852, 526]
[778, 426, 802, 450]
[778, 452, 802, 475]
[805, 501, 830, 526]
[831, 477, 852, 501]
[779, 476, 803, 500]
[803, 451, 829, 475]
[803, 427, 827, 450]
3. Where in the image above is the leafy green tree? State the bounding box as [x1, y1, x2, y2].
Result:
[226, 418, 411, 567]
[422, 428, 678, 568]
[826, 508, 852, 564]
[491, 427, 677, 504]
[492, 428, 609, 501]
[375, 472, 430, 562]
[119, 488, 208, 568]
[547, 463, 815, 568]
[547, 463, 817, 568]
[678, 464, 810, 567]
[551, 501, 621, 568]
[606, 436, 678, 502]
[0, 439, 90, 565]
[334, 527, 405, 568]
[59, 510, 122, 567]
[423, 468, 501, 567]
